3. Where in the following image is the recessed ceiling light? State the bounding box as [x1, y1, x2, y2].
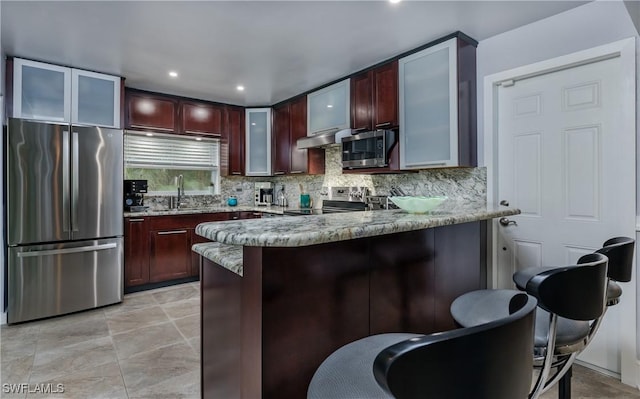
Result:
[237, 85, 245, 91]
[146, 133, 154, 137]
[326, 104, 333, 108]
[389, 0, 401, 3]
[168, 71, 178, 78]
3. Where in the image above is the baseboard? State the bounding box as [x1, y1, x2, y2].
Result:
[574, 359, 621, 379]
[1, 312, 6, 325]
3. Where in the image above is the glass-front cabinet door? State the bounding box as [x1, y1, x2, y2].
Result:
[72, 69, 121, 128]
[13, 58, 71, 122]
[307, 79, 350, 135]
[399, 38, 458, 169]
[245, 108, 272, 176]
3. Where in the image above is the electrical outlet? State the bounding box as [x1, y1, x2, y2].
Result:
[235, 187, 243, 192]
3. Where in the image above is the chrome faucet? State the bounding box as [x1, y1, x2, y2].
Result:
[177, 174, 184, 209]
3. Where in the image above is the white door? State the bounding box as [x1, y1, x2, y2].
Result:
[496, 54, 635, 373]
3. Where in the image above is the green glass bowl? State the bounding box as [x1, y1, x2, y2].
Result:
[389, 196, 447, 214]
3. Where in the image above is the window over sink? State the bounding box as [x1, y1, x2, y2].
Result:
[124, 132, 220, 195]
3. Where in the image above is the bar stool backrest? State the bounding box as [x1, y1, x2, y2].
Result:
[525, 253, 608, 321]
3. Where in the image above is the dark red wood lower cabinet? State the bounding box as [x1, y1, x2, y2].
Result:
[149, 229, 191, 283]
[201, 221, 486, 399]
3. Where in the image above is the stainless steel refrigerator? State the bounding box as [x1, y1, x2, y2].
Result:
[6, 118, 124, 324]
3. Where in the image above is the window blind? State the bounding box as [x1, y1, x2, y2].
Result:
[125, 133, 219, 170]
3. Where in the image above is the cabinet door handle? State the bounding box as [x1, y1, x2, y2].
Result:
[289, 170, 304, 174]
[232, 172, 242, 175]
[273, 171, 285, 175]
[158, 230, 187, 235]
[375, 122, 392, 128]
[129, 219, 145, 222]
[353, 127, 368, 132]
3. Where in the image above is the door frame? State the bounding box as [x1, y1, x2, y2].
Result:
[483, 37, 637, 386]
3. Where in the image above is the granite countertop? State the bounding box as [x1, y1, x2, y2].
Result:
[124, 205, 289, 218]
[195, 200, 520, 248]
[192, 242, 244, 276]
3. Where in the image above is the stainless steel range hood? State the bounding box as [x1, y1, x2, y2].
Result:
[296, 128, 352, 149]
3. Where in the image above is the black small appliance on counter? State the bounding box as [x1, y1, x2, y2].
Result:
[124, 179, 148, 212]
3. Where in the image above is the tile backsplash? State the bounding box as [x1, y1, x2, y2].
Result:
[148, 144, 486, 209]
[219, 145, 486, 208]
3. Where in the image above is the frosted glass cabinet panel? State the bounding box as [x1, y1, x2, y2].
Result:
[307, 79, 350, 134]
[12, 58, 121, 127]
[399, 38, 458, 169]
[245, 108, 272, 176]
[72, 69, 121, 127]
[13, 58, 71, 122]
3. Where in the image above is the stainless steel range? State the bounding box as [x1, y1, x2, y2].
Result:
[283, 186, 370, 216]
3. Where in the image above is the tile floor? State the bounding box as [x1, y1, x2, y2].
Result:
[1, 282, 200, 399]
[1, 281, 639, 399]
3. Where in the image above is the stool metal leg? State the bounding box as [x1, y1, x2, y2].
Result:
[558, 366, 572, 399]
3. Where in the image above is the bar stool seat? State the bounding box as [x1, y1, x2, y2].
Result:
[450, 290, 590, 349]
[307, 333, 422, 399]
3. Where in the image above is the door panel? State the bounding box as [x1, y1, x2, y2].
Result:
[7, 238, 123, 324]
[496, 55, 634, 373]
[72, 126, 123, 240]
[7, 119, 70, 245]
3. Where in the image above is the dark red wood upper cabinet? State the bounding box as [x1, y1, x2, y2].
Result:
[225, 106, 245, 176]
[350, 61, 399, 133]
[272, 103, 291, 175]
[125, 90, 178, 133]
[372, 61, 399, 129]
[180, 102, 224, 136]
[351, 71, 373, 132]
[289, 96, 324, 175]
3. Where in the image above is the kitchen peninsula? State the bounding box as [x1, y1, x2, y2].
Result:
[194, 201, 520, 399]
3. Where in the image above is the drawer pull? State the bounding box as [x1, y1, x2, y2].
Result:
[129, 218, 145, 222]
[158, 230, 187, 235]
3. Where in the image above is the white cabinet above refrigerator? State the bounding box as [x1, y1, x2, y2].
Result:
[11, 57, 122, 128]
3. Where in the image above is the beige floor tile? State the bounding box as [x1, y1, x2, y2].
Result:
[106, 306, 169, 335]
[152, 285, 199, 304]
[112, 321, 184, 360]
[1, 324, 39, 363]
[119, 342, 198, 393]
[25, 361, 127, 399]
[36, 317, 110, 353]
[104, 293, 157, 315]
[540, 365, 640, 399]
[161, 297, 200, 319]
[174, 314, 200, 340]
[30, 336, 117, 384]
[127, 369, 199, 399]
[188, 336, 200, 354]
[1, 354, 34, 385]
[31, 308, 106, 330]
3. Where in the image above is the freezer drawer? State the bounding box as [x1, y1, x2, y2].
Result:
[8, 238, 123, 324]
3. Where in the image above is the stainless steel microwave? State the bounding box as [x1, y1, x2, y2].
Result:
[342, 130, 396, 169]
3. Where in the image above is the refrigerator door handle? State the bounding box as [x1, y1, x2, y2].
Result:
[16, 243, 118, 258]
[72, 132, 80, 232]
[63, 130, 71, 232]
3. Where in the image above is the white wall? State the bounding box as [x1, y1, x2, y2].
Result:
[477, 0, 640, 387]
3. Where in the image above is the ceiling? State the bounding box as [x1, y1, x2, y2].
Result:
[1, 1, 589, 107]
